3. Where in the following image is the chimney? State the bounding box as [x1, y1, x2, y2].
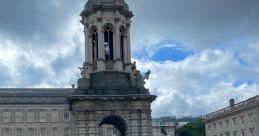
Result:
[72, 84, 75, 88]
[229, 99, 235, 107]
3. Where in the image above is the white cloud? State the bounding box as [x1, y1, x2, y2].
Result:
[135, 47, 259, 117]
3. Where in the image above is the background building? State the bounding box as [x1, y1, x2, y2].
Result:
[204, 96, 258, 136]
[152, 117, 176, 136]
[0, 89, 73, 136]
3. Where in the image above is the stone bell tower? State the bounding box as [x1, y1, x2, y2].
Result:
[67, 0, 156, 135]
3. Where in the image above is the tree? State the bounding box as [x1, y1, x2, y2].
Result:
[175, 118, 205, 136]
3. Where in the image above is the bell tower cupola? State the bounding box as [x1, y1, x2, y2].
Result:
[80, 0, 133, 75]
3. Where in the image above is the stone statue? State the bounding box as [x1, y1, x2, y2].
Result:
[143, 70, 151, 80]
[104, 42, 110, 60]
[132, 61, 137, 76]
[79, 65, 89, 78]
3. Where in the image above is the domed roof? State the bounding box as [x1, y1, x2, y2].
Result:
[81, 0, 133, 18]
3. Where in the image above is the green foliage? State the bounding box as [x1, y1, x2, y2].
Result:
[175, 118, 205, 136]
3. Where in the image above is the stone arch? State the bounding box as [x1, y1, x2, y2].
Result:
[102, 23, 115, 32]
[103, 23, 114, 61]
[99, 115, 127, 136]
[89, 25, 98, 34]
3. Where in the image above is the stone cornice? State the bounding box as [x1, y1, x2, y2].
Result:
[67, 94, 157, 103]
[81, 6, 134, 18]
[0, 96, 68, 105]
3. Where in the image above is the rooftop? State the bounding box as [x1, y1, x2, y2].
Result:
[204, 95, 259, 122]
[0, 88, 74, 105]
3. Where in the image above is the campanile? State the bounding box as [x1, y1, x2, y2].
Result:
[67, 0, 156, 135]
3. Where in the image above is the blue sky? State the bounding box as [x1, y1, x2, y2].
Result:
[0, 0, 259, 117]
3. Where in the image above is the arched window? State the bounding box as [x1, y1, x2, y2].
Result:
[104, 26, 113, 61]
[92, 28, 98, 63]
[120, 27, 126, 62]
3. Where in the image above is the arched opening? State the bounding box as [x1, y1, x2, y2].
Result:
[91, 27, 98, 63]
[104, 25, 114, 61]
[120, 27, 126, 62]
[99, 115, 127, 136]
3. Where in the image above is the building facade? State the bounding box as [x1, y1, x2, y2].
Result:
[0, 89, 73, 136]
[204, 96, 259, 136]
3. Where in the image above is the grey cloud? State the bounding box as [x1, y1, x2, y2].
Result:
[0, 0, 84, 44]
[127, 0, 259, 50]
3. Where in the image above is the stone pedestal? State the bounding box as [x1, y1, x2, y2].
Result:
[67, 72, 156, 136]
[68, 95, 155, 136]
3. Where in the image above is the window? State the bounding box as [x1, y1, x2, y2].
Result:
[241, 131, 245, 136]
[3, 111, 11, 123]
[15, 128, 23, 136]
[3, 128, 10, 136]
[39, 111, 47, 122]
[213, 123, 216, 130]
[52, 128, 58, 136]
[219, 122, 222, 129]
[232, 118, 237, 126]
[249, 113, 254, 123]
[208, 125, 211, 131]
[51, 110, 59, 122]
[240, 116, 244, 124]
[249, 128, 254, 136]
[40, 128, 47, 136]
[225, 132, 230, 136]
[63, 110, 70, 122]
[233, 131, 237, 136]
[64, 128, 70, 136]
[28, 128, 35, 136]
[15, 111, 23, 122]
[225, 120, 229, 128]
[27, 111, 35, 122]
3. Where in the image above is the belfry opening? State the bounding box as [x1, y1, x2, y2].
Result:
[104, 25, 114, 61]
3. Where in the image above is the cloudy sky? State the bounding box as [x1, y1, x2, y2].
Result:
[0, 0, 259, 117]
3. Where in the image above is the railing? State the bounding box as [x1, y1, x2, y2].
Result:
[204, 96, 258, 121]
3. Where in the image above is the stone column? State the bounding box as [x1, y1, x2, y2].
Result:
[130, 110, 141, 136]
[97, 21, 104, 60]
[114, 20, 121, 60]
[88, 35, 93, 64]
[88, 110, 98, 136]
[72, 110, 88, 136]
[140, 110, 153, 136]
[84, 27, 91, 64]
[126, 23, 131, 64]
[97, 17, 106, 71]
[113, 20, 123, 71]
[123, 35, 127, 63]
